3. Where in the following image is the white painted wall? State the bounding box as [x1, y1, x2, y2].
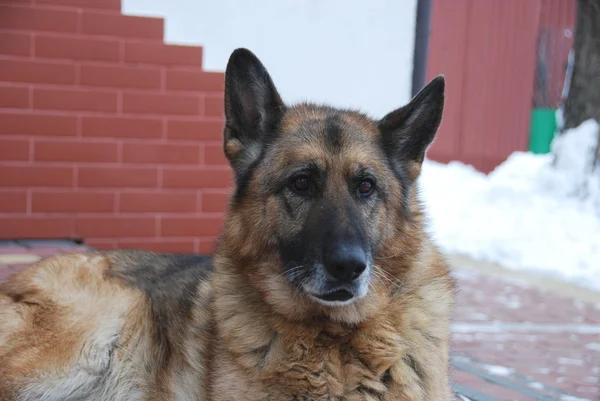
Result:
[122, 0, 417, 118]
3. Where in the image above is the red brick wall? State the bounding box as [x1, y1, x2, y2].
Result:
[0, 0, 231, 253]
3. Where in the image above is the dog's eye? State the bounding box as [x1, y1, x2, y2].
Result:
[292, 176, 311, 192]
[358, 179, 375, 196]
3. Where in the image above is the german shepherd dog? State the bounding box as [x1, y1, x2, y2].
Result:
[0, 49, 454, 400]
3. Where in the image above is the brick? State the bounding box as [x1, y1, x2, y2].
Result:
[81, 11, 163, 40]
[204, 144, 228, 165]
[76, 217, 156, 237]
[31, 191, 115, 213]
[166, 70, 224, 92]
[36, 35, 120, 62]
[204, 95, 223, 117]
[0, 5, 78, 33]
[78, 166, 158, 188]
[125, 42, 203, 66]
[160, 216, 223, 237]
[118, 239, 195, 253]
[0, 85, 29, 109]
[0, 217, 74, 239]
[202, 191, 230, 213]
[196, 238, 216, 254]
[122, 142, 200, 164]
[0, 59, 76, 85]
[0, 165, 73, 187]
[58, 245, 92, 253]
[27, 247, 67, 258]
[80, 64, 161, 89]
[33, 88, 117, 112]
[0, 138, 29, 161]
[0, 267, 13, 283]
[123, 92, 200, 116]
[167, 119, 224, 141]
[0, 31, 32, 57]
[81, 116, 163, 139]
[0, 191, 27, 213]
[0, 0, 33, 5]
[85, 239, 117, 250]
[162, 168, 233, 189]
[119, 192, 197, 213]
[8, 264, 31, 274]
[0, 112, 77, 136]
[36, 0, 121, 11]
[34, 139, 118, 162]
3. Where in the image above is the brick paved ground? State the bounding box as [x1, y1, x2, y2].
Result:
[451, 269, 600, 400]
[1, 242, 599, 400]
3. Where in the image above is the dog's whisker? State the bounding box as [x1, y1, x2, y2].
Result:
[274, 265, 306, 281]
[375, 253, 406, 261]
[376, 268, 397, 283]
[372, 270, 395, 286]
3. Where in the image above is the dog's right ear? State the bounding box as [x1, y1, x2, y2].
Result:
[223, 48, 285, 177]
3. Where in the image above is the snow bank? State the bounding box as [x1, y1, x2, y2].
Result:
[420, 119, 600, 290]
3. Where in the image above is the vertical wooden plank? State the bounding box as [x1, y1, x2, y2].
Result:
[458, 0, 541, 172]
[425, 0, 469, 164]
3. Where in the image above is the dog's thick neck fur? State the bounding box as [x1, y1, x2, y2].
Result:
[209, 181, 455, 400]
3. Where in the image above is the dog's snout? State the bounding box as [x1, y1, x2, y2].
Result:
[324, 244, 367, 282]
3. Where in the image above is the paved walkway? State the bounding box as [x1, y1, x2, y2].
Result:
[1, 242, 599, 400]
[450, 266, 600, 400]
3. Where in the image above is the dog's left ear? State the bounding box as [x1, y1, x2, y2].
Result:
[223, 48, 285, 178]
[378, 76, 445, 179]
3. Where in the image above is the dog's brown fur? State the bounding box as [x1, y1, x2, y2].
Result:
[0, 49, 454, 401]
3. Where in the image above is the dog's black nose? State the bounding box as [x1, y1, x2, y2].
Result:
[324, 244, 368, 282]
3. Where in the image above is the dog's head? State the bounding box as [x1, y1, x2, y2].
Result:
[219, 49, 444, 321]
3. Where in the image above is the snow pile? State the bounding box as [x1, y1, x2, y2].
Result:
[419, 119, 600, 290]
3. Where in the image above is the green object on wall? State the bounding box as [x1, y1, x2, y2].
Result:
[529, 108, 557, 154]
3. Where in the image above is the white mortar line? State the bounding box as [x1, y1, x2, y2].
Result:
[452, 322, 600, 334]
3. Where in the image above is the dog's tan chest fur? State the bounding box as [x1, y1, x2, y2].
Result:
[212, 317, 447, 401]
[210, 261, 453, 401]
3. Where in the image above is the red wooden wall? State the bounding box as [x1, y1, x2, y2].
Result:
[426, 0, 576, 173]
[0, 0, 231, 252]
